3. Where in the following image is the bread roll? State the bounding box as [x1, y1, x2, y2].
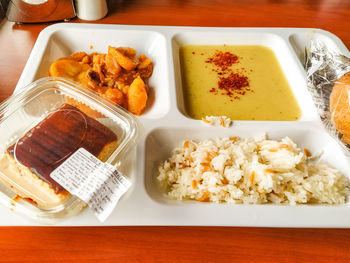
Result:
[330, 72, 350, 144]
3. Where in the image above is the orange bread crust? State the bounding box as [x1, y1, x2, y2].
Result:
[330, 72, 350, 144]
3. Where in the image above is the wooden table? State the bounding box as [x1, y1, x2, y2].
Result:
[1, 0, 350, 262]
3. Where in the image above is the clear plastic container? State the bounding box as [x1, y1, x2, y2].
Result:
[0, 77, 139, 223]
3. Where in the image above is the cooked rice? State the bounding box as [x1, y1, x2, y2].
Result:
[201, 116, 232, 127]
[157, 135, 349, 205]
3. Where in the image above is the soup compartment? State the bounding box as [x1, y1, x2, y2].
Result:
[172, 32, 318, 121]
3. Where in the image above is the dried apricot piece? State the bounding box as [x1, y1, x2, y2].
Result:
[138, 54, 152, 69]
[108, 46, 138, 71]
[102, 88, 126, 107]
[137, 54, 153, 79]
[69, 51, 88, 62]
[49, 59, 91, 87]
[117, 47, 137, 57]
[105, 54, 121, 75]
[127, 76, 147, 115]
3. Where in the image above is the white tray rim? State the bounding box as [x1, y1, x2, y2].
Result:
[3, 23, 350, 227]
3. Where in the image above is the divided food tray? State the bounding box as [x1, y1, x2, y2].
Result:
[3, 23, 350, 227]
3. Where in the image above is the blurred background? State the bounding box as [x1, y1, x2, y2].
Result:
[0, 0, 76, 23]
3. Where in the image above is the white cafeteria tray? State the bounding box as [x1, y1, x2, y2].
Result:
[2, 23, 350, 227]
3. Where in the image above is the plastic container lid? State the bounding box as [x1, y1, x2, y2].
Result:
[0, 77, 139, 223]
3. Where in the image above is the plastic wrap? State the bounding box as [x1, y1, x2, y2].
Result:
[305, 40, 350, 150]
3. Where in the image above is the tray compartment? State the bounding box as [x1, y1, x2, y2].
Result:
[31, 28, 171, 119]
[8, 24, 350, 227]
[172, 31, 318, 121]
[144, 125, 350, 204]
[289, 30, 350, 65]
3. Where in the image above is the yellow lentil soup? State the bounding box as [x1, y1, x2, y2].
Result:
[179, 45, 302, 120]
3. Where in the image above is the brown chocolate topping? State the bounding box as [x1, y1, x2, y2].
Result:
[7, 104, 118, 194]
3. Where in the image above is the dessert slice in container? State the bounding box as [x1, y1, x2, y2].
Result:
[0, 77, 139, 224]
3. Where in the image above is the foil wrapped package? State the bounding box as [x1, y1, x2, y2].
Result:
[305, 40, 350, 152]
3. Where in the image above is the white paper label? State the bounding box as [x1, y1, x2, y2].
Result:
[50, 148, 131, 222]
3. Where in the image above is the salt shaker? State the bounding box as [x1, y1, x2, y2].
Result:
[75, 0, 108, 21]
